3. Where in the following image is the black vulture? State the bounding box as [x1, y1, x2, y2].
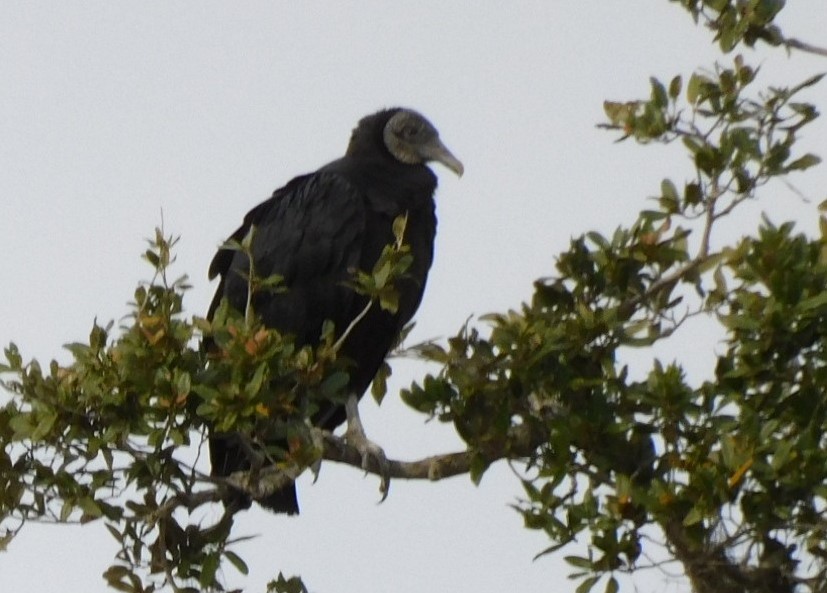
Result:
[207, 108, 463, 514]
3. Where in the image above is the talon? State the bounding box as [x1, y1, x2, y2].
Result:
[309, 425, 325, 484]
[344, 394, 391, 501]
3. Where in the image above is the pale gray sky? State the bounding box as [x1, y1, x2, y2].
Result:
[1, 3, 824, 592]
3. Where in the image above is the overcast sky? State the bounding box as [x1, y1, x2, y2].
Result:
[1, 3, 825, 592]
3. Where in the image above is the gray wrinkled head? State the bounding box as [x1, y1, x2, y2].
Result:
[382, 109, 464, 177]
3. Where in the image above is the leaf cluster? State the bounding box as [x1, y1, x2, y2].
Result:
[670, 0, 786, 53]
[404, 51, 825, 593]
[0, 209, 426, 592]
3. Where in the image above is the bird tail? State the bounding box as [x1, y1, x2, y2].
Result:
[209, 433, 300, 515]
[255, 486, 300, 515]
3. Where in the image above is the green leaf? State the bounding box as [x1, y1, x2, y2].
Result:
[245, 362, 269, 398]
[60, 500, 75, 522]
[200, 553, 220, 588]
[268, 573, 309, 593]
[79, 496, 103, 522]
[605, 576, 619, 593]
[576, 576, 601, 593]
[31, 410, 57, 440]
[392, 213, 408, 245]
[771, 439, 796, 471]
[174, 370, 191, 397]
[565, 555, 594, 569]
[683, 505, 705, 526]
[469, 453, 490, 485]
[105, 522, 124, 543]
[799, 291, 827, 311]
[668, 75, 682, 99]
[586, 231, 609, 249]
[603, 101, 636, 127]
[143, 249, 160, 267]
[661, 178, 678, 202]
[373, 260, 392, 289]
[241, 224, 257, 251]
[63, 342, 91, 359]
[660, 178, 679, 212]
[224, 550, 249, 575]
[4, 343, 22, 369]
[650, 77, 668, 108]
[790, 72, 826, 94]
[713, 266, 728, 294]
[102, 565, 142, 593]
[720, 435, 735, 468]
[378, 288, 399, 313]
[320, 371, 349, 398]
[371, 362, 391, 405]
[785, 153, 821, 172]
[687, 72, 710, 104]
[8, 412, 33, 439]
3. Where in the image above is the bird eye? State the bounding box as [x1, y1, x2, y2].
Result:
[400, 123, 421, 139]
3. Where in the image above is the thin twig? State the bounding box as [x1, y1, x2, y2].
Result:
[331, 299, 373, 353]
[784, 37, 827, 58]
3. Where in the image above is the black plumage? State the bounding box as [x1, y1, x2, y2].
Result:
[207, 108, 462, 514]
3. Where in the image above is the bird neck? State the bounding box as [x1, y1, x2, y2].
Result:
[345, 108, 400, 159]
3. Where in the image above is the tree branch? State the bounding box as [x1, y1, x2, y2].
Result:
[661, 519, 797, 593]
[784, 37, 827, 58]
[218, 423, 543, 504]
[662, 518, 747, 593]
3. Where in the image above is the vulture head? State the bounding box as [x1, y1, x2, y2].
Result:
[347, 108, 464, 177]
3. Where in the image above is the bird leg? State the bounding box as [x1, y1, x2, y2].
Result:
[344, 393, 390, 501]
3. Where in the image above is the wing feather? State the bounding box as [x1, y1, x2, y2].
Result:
[208, 172, 366, 345]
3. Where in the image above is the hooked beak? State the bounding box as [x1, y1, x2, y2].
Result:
[420, 137, 464, 177]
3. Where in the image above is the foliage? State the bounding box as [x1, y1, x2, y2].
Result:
[1, 3, 827, 593]
[670, 0, 787, 52]
[403, 6, 827, 593]
[0, 219, 413, 592]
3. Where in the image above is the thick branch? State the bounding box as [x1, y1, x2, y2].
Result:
[661, 519, 796, 593]
[219, 423, 543, 503]
[321, 427, 535, 481]
[662, 518, 747, 593]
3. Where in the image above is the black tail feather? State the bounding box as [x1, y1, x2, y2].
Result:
[210, 433, 300, 515]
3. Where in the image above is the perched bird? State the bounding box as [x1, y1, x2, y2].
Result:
[207, 108, 463, 514]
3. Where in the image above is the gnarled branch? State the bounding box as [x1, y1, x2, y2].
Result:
[218, 423, 543, 504]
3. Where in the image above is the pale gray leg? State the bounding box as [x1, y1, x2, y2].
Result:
[344, 393, 390, 500]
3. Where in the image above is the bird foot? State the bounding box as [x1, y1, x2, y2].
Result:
[308, 424, 325, 484]
[344, 394, 390, 501]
